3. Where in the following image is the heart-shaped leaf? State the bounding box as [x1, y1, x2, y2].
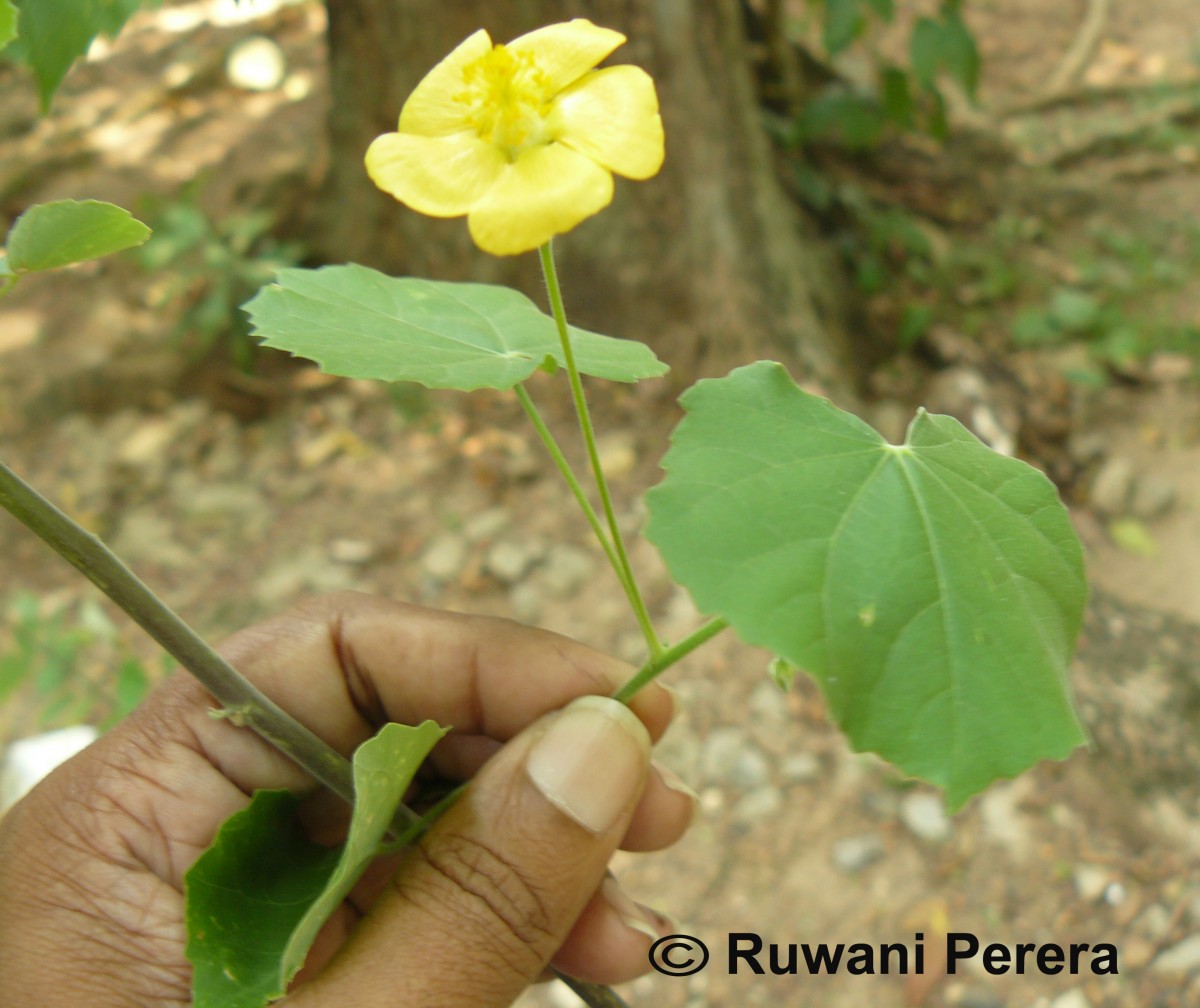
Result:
[186, 720, 446, 1008]
[245, 264, 667, 391]
[5, 200, 150, 273]
[645, 361, 1087, 808]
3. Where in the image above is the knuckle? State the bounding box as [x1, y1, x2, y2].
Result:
[406, 831, 555, 969]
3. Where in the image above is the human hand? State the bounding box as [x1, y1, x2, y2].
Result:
[0, 592, 694, 1007]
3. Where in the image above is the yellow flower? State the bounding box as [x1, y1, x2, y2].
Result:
[364, 19, 664, 256]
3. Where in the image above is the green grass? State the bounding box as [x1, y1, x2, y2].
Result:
[0, 591, 163, 735]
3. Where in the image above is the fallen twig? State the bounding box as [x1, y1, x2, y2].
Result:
[1042, 0, 1113, 98]
[1001, 78, 1200, 120]
[1014, 87, 1200, 167]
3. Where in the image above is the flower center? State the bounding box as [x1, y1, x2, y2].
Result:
[457, 45, 553, 159]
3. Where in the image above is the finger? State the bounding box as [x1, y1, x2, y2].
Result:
[424, 743, 698, 853]
[619, 762, 699, 852]
[322, 757, 700, 926]
[288, 696, 664, 1006]
[195, 592, 674, 794]
[551, 875, 675, 983]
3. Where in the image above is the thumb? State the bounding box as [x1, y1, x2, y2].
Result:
[296, 696, 654, 1008]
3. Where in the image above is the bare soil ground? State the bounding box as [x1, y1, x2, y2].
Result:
[2, 3, 1200, 1007]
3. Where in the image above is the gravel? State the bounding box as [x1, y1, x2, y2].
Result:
[1152, 932, 1200, 974]
[831, 833, 885, 874]
[421, 532, 468, 582]
[900, 791, 953, 842]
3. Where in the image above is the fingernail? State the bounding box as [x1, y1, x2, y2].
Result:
[601, 875, 662, 943]
[660, 682, 683, 715]
[526, 695, 650, 833]
[653, 760, 700, 809]
[645, 904, 683, 936]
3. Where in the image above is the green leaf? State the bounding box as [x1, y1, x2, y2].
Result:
[1011, 307, 1059, 347]
[0, 0, 18, 52]
[6, 200, 150, 273]
[909, 16, 943, 92]
[824, 0, 864, 56]
[186, 791, 341, 1008]
[863, 0, 894, 18]
[112, 657, 150, 720]
[645, 361, 1087, 809]
[14, 0, 144, 110]
[280, 721, 447, 981]
[768, 656, 800, 692]
[1048, 288, 1101, 335]
[880, 66, 914, 129]
[246, 264, 668, 391]
[897, 302, 933, 348]
[186, 721, 445, 1008]
[925, 86, 949, 140]
[908, 12, 981, 98]
[1108, 518, 1157, 557]
[798, 89, 887, 150]
[939, 10, 981, 98]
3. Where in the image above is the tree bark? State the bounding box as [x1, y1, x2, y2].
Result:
[318, 0, 860, 398]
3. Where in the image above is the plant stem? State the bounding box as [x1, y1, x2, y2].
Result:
[553, 973, 633, 1008]
[538, 241, 663, 660]
[0, 458, 418, 835]
[380, 782, 468, 854]
[514, 384, 645, 620]
[612, 617, 730, 704]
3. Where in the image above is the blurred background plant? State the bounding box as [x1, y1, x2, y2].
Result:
[0, 590, 160, 734]
[136, 184, 305, 373]
[1007, 221, 1200, 377]
[809, 0, 978, 146]
[743, 0, 1200, 388]
[826, 192, 1200, 381]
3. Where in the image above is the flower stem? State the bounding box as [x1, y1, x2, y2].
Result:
[537, 241, 663, 659]
[0, 457, 418, 835]
[515, 384, 649, 620]
[612, 617, 730, 704]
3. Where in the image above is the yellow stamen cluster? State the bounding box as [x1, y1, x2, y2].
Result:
[457, 46, 553, 159]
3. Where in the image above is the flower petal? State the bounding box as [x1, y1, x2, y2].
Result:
[552, 65, 665, 180]
[507, 19, 626, 93]
[365, 131, 504, 217]
[467, 144, 613, 255]
[399, 28, 493, 136]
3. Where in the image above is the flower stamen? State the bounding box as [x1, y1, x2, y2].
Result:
[456, 45, 552, 160]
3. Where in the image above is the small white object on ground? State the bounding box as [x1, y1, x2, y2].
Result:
[226, 35, 287, 92]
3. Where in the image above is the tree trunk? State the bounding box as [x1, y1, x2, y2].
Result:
[318, 0, 860, 398]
